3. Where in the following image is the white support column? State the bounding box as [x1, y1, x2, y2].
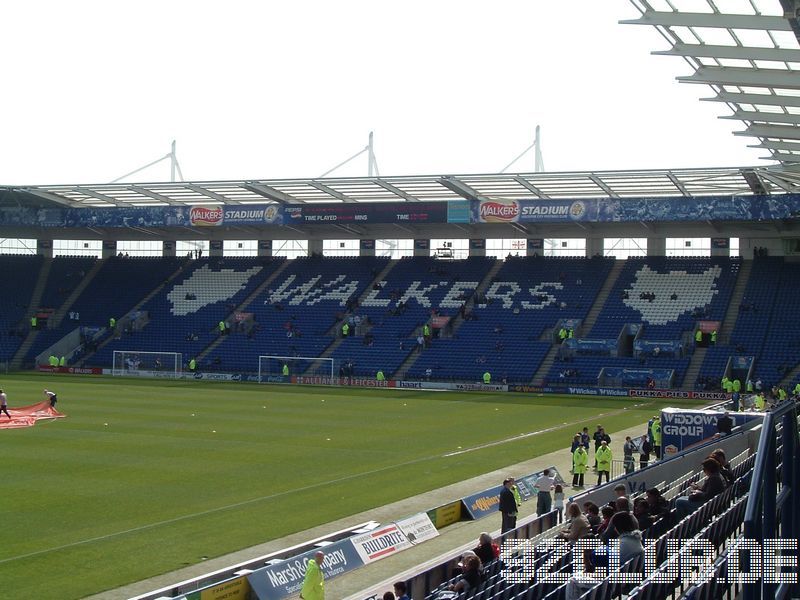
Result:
[309, 239, 324, 257]
[469, 239, 486, 257]
[586, 238, 603, 258]
[413, 239, 429, 257]
[526, 239, 543, 256]
[360, 240, 376, 257]
[257, 240, 273, 257]
[710, 238, 730, 257]
[648, 237, 666, 257]
[101, 240, 117, 259]
[37, 239, 53, 258]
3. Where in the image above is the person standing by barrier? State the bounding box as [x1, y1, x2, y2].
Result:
[499, 478, 517, 533]
[482, 371, 491, 384]
[553, 484, 565, 523]
[650, 416, 662, 460]
[639, 435, 652, 470]
[535, 469, 555, 515]
[572, 445, 588, 488]
[623, 436, 636, 474]
[596, 441, 612, 485]
[300, 551, 325, 600]
[510, 476, 522, 510]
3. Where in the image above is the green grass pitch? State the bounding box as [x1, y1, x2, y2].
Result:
[2, 374, 700, 599]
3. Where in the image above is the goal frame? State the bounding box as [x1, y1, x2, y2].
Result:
[112, 351, 183, 379]
[258, 355, 336, 384]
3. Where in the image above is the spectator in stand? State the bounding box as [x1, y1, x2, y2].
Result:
[607, 484, 628, 512]
[717, 412, 733, 436]
[676, 458, 726, 518]
[597, 505, 615, 535]
[646, 488, 669, 521]
[583, 502, 601, 532]
[393, 581, 410, 600]
[709, 449, 734, 487]
[556, 503, 591, 543]
[449, 554, 484, 594]
[633, 498, 653, 531]
[610, 512, 644, 564]
[474, 532, 499, 565]
[600, 497, 633, 544]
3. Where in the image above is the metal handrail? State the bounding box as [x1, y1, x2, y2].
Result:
[743, 400, 800, 600]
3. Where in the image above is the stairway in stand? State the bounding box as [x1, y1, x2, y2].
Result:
[10, 257, 53, 370]
[530, 259, 625, 385]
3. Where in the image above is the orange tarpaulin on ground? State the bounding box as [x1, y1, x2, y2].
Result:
[0, 401, 65, 430]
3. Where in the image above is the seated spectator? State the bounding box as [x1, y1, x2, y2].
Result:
[601, 497, 633, 544]
[557, 503, 590, 543]
[645, 488, 669, 520]
[675, 458, 726, 518]
[582, 502, 601, 532]
[596, 505, 615, 535]
[473, 532, 499, 565]
[449, 554, 484, 594]
[709, 449, 734, 487]
[611, 511, 644, 564]
[393, 581, 410, 600]
[383, 594, 395, 600]
[633, 498, 653, 531]
[610, 484, 627, 507]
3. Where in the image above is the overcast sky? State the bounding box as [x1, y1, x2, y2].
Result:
[0, 1, 774, 186]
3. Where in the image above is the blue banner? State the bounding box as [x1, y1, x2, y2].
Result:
[461, 485, 504, 520]
[470, 194, 800, 224]
[247, 539, 363, 600]
[5, 193, 800, 228]
[660, 408, 763, 458]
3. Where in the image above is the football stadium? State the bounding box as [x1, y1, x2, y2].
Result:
[3, 2, 800, 600]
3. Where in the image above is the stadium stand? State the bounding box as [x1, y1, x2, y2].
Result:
[546, 258, 741, 387]
[408, 256, 613, 384]
[201, 255, 388, 373]
[93, 257, 286, 369]
[25, 256, 184, 364]
[0, 255, 43, 361]
[369, 448, 760, 600]
[329, 256, 495, 378]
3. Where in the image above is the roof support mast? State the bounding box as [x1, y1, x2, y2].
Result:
[110, 140, 184, 183]
[500, 125, 545, 173]
[319, 132, 380, 178]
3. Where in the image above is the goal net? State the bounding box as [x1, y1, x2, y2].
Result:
[258, 355, 336, 384]
[112, 351, 182, 378]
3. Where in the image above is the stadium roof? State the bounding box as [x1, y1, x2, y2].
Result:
[623, 0, 800, 167]
[4, 165, 800, 209]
